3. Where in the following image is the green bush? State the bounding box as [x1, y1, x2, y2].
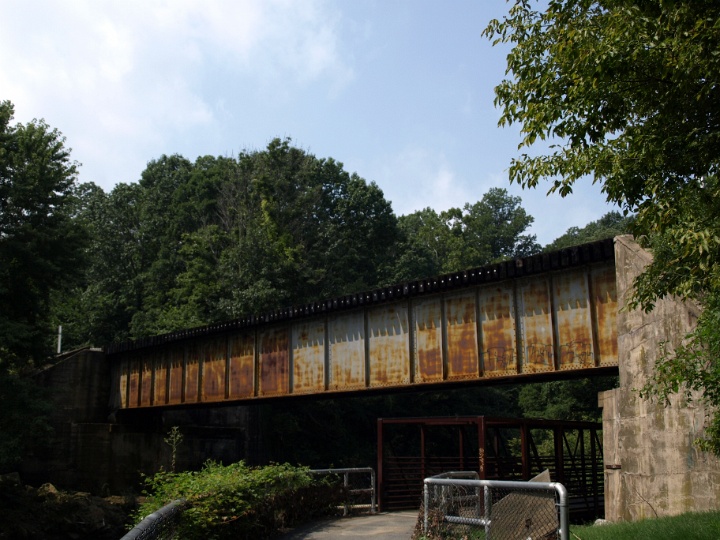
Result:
[135, 461, 345, 539]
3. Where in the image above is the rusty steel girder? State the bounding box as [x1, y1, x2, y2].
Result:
[109, 239, 618, 409]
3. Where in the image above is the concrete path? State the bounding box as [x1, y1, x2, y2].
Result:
[278, 510, 418, 539]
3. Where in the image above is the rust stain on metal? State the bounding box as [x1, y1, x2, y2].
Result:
[368, 304, 410, 387]
[591, 266, 618, 365]
[140, 355, 153, 407]
[167, 345, 184, 405]
[153, 353, 167, 405]
[292, 320, 325, 394]
[479, 285, 517, 376]
[520, 279, 554, 373]
[185, 344, 200, 403]
[259, 327, 289, 396]
[128, 357, 140, 408]
[201, 338, 227, 402]
[445, 293, 479, 380]
[229, 333, 255, 399]
[329, 311, 366, 391]
[414, 298, 443, 383]
[554, 271, 594, 370]
[119, 359, 128, 409]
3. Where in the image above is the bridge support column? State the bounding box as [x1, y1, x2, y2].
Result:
[600, 236, 720, 522]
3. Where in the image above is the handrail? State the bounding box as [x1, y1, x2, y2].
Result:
[310, 467, 376, 515]
[120, 499, 186, 540]
[423, 474, 569, 540]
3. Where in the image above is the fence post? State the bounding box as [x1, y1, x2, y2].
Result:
[343, 471, 350, 516]
[483, 484, 492, 538]
[553, 482, 569, 540]
[423, 480, 430, 535]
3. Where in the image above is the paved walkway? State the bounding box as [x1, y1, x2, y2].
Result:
[278, 510, 418, 540]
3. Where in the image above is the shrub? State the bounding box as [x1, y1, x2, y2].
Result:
[135, 461, 345, 539]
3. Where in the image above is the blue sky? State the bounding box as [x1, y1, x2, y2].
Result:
[0, 0, 618, 245]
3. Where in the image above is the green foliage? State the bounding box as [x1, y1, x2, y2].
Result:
[486, 1, 720, 453]
[164, 426, 183, 473]
[570, 510, 720, 540]
[391, 188, 539, 283]
[136, 461, 342, 540]
[0, 100, 81, 472]
[484, 0, 720, 307]
[73, 138, 400, 342]
[0, 372, 52, 473]
[0, 100, 87, 370]
[544, 211, 633, 252]
[518, 376, 618, 423]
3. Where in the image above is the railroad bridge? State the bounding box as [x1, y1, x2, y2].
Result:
[25, 236, 720, 523]
[106, 239, 618, 410]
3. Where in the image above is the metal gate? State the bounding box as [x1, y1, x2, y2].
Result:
[377, 416, 603, 521]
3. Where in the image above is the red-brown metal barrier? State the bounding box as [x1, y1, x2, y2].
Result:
[377, 416, 604, 521]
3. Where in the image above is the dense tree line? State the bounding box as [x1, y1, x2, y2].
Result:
[50, 138, 542, 351]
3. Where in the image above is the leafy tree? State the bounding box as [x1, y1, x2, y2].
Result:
[485, 1, 720, 452]
[71, 139, 400, 341]
[78, 183, 145, 344]
[0, 100, 86, 370]
[518, 376, 618, 423]
[544, 211, 633, 251]
[208, 139, 400, 320]
[390, 188, 539, 282]
[0, 371, 52, 472]
[0, 100, 85, 470]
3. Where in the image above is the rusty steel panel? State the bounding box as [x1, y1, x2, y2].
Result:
[329, 310, 366, 391]
[445, 292, 480, 380]
[258, 326, 289, 397]
[229, 333, 255, 399]
[112, 255, 620, 409]
[140, 355, 153, 407]
[153, 352, 168, 406]
[140, 353, 154, 407]
[201, 338, 227, 402]
[167, 345, 184, 405]
[519, 279, 555, 373]
[554, 270, 595, 370]
[128, 357, 140, 408]
[414, 298, 444, 383]
[119, 359, 128, 409]
[185, 343, 201, 403]
[591, 265, 618, 366]
[292, 319, 326, 394]
[479, 285, 517, 376]
[368, 304, 410, 387]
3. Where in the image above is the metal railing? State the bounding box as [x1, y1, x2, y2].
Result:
[120, 499, 186, 540]
[423, 472, 569, 540]
[310, 467, 376, 515]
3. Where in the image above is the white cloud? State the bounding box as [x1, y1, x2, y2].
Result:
[374, 147, 472, 217]
[0, 0, 352, 188]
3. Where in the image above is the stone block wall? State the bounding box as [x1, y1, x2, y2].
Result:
[22, 348, 260, 493]
[601, 235, 720, 521]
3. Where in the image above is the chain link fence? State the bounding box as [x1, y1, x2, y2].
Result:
[422, 472, 568, 540]
[119, 499, 186, 540]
